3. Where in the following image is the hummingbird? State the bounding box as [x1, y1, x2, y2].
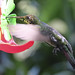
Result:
[7, 15, 75, 69]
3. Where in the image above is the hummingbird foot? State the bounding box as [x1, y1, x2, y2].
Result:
[52, 47, 60, 55]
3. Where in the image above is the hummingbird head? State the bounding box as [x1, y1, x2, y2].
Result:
[23, 15, 41, 25]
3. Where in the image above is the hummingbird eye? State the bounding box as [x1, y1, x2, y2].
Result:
[26, 16, 30, 20]
[25, 15, 38, 24]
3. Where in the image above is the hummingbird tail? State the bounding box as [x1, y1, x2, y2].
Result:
[63, 50, 75, 69]
[59, 46, 75, 69]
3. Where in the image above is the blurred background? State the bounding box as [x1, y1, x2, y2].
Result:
[0, 0, 75, 75]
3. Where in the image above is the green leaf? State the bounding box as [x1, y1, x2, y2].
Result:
[7, 14, 17, 25]
[2, 0, 15, 17]
[1, 17, 8, 32]
[1, 17, 12, 41]
[4, 29, 12, 41]
[1, 0, 16, 41]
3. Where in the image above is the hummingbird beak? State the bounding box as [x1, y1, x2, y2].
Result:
[8, 24, 49, 42]
[6, 16, 26, 19]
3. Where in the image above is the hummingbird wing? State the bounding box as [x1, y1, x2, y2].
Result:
[8, 24, 49, 42]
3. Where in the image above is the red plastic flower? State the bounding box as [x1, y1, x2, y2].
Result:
[0, 7, 34, 53]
